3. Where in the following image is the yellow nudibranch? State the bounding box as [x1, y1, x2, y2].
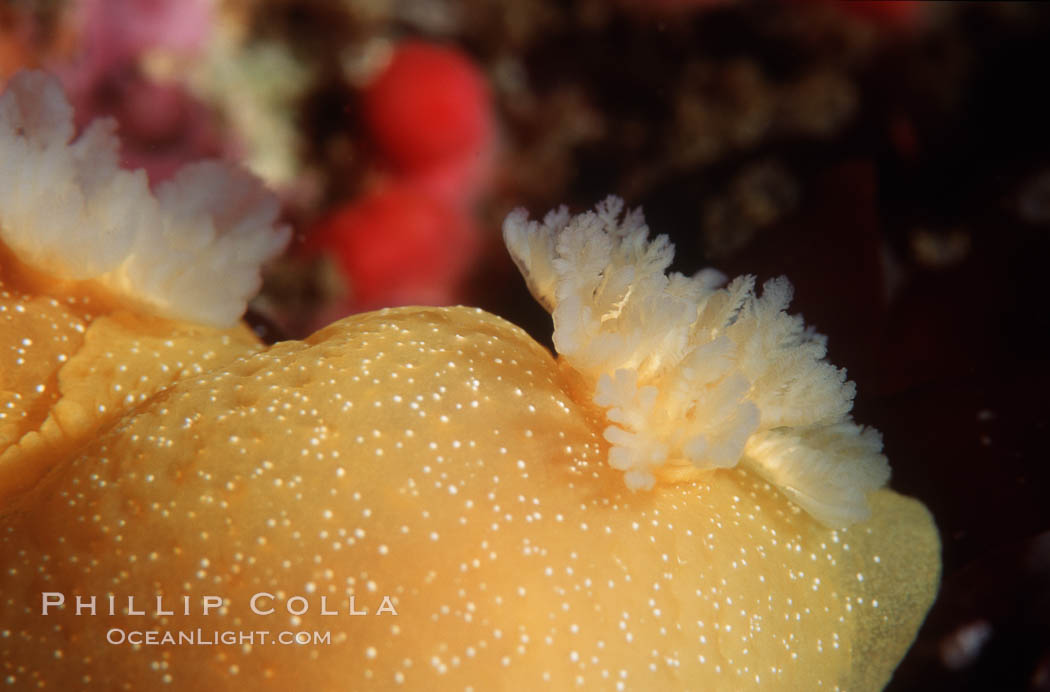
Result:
[0, 71, 938, 691]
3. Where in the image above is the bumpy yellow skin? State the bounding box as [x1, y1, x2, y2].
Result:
[0, 285, 938, 690]
[0, 266, 261, 505]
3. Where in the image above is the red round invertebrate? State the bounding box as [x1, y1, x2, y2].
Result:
[307, 183, 479, 311]
[362, 41, 494, 201]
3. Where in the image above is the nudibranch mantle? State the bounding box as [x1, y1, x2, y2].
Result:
[2, 306, 938, 691]
[0, 70, 290, 327]
[0, 70, 939, 692]
[504, 197, 889, 526]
